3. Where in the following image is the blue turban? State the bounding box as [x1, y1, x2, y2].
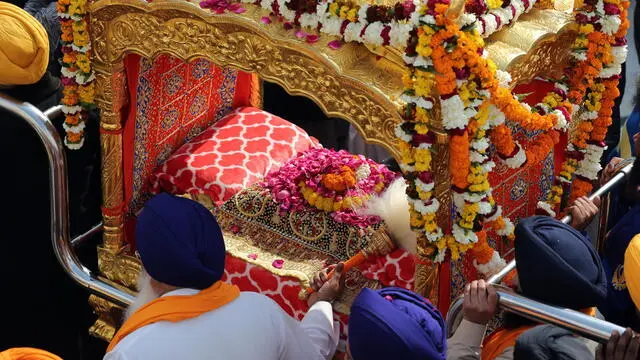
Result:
[600, 204, 640, 326]
[348, 287, 446, 360]
[136, 193, 226, 290]
[515, 216, 607, 310]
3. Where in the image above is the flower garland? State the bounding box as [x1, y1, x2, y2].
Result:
[462, 0, 537, 38]
[537, 0, 629, 215]
[57, 0, 94, 149]
[262, 148, 396, 227]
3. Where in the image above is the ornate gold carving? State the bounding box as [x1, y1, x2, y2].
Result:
[89, 1, 404, 159]
[413, 257, 439, 304]
[88, 294, 125, 342]
[98, 247, 142, 289]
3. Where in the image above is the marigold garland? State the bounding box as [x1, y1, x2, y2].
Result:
[57, 0, 94, 149]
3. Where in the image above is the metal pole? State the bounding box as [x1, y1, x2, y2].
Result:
[446, 163, 634, 339]
[0, 94, 134, 307]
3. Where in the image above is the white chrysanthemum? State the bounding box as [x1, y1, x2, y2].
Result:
[572, 51, 588, 61]
[575, 144, 605, 180]
[595, 0, 605, 14]
[485, 206, 502, 222]
[402, 54, 417, 65]
[611, 46, 628, 65]
[494, 8, 512, 30]
[580, 111, 598, 121]
[76, 72, 95, 85]
[481, 160, 496, 173]
[512, 0, 525, 14]
[453, 224, 478, 245]
[487, 104, 506, 126]
[61, 105, 82, 114]
[478, 201, 492, 215]
[261, 0, 274, 10]
[537, 201, 557, 217]
[474, 251, 507, 278]
[556, 82, 569, 92]
[394, 123, 412, 142]
[420, 14, 436, 24]
[600, 15, 621, 35]
[364, 22, 385, 46]
[344, 22, 366, 43]
[552, 109, 568, 131]
[299, 13, 319, 28]
[463, 192, 486, 203]
[521, 102, 532, 112]
[357, 4, 369, 24]
[62, 120, 86, 133]
[410, 11, 421, 26]
[411, 198, 440, 215]
[415, 178, 435, 193]
[456, 13, 477, 28]
[503, 143, 526, 169]
[471, 138, 490, 152]
[495, 70, 512, 88]
[441, 95, 468, 130]
[417, 142, 432, 150]
[426, 227, 443, 243]
[496, 218, 515, 236]
[61, 67, 77, 78]
[320, 16, 343, 36]
[434, 249, 447, 263]
[389, 23, 412, 48]
[470, 151, 488, 163]
[399, 163, 416, 172]
[481, 14, 498, 36]
[600, 64, 622, 78]
[316, 1, 329, 15]
[71, 44, 91, 52]
[355, 163, 372, 181]
[453, 192, 465, 210]
[413, 56, 433, 68]
[277, 0, 295, 20]
[64, 137, 85, 150]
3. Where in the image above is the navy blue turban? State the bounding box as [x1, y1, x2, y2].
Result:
[515, 216, 607, 310]
[348, 287, 446, 360]
[136, 193, 226, 290]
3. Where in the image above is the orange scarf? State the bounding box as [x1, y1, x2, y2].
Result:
[481, 307, 597, 360]
[0, 348, 62, 360]
[107, 281, 240, 352]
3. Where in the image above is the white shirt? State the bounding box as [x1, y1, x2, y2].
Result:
[104, 289, 340, 360]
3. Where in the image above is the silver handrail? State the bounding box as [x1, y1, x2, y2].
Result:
[0, 93, 134, 307]
[446, 162, 634, 340]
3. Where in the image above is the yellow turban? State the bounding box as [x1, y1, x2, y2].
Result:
[0, 3, 49, 86]
[0, 348, 62, 360]
[624, 234, 640, 309]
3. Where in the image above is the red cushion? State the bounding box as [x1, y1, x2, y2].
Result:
[150, 107, 320, 202]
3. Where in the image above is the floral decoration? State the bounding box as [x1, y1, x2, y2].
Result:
[57, 0, 94, 149]
[262, 148, 396, 227]
[461, 0, 537, 38]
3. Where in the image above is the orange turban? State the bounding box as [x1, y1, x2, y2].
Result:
[0, 2, 49, 86]
[624, 234, 640, 309]
[0, 348, 62, 360]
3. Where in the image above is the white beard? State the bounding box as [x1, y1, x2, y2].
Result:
[125, 269, 159, 321]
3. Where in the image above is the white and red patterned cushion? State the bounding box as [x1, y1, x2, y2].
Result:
[150, 107, 320, 202]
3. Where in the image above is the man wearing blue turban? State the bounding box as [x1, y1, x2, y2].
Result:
[347, 287, 447, 360]
[447, 216, 607, 359]
[104, 193, 343, 360]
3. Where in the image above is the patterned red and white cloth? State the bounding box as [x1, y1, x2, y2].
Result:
[150, 107, 320, 203]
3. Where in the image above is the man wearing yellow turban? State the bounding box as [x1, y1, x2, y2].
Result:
[0, 2, 49, 86]
[625, 234, 640, 326]
[0, 348, 61, 360]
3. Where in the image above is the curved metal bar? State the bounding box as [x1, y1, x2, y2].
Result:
[446, 163, 634, 338]
[0, 94, 134, 307]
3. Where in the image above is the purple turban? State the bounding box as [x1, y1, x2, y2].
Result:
[135, 193, 226, 290]
[348, 287, 446, 360]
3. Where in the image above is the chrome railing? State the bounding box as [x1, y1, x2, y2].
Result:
[0, 94, 134, 307]
[446, 162, 634, 341]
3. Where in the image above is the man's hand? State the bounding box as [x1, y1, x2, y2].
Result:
[567, 196, 601, 231]
[602, 157, 624, 185]
[307, 262, 345, 307]
[596, 329, 640, 360]
[462, 280, 498, 325]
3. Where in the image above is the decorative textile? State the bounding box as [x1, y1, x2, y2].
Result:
[348, 287, 446, 360]
[514, 325, 593, 360]
[0, 2, 48, 85]
[150, 107, 320, 203]
[123, 54, 244, 218]
[515, 216, 607, 309]
[0, 348, 62, 360]
[600, 204, 640, 327]
[216, 177, 416, 359]
[106, 281, 240, 353]
[136, 193, 226, 290]
[624, 234, 640, 310]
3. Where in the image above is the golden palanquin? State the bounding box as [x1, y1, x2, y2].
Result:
[84, 0, 586, 342]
